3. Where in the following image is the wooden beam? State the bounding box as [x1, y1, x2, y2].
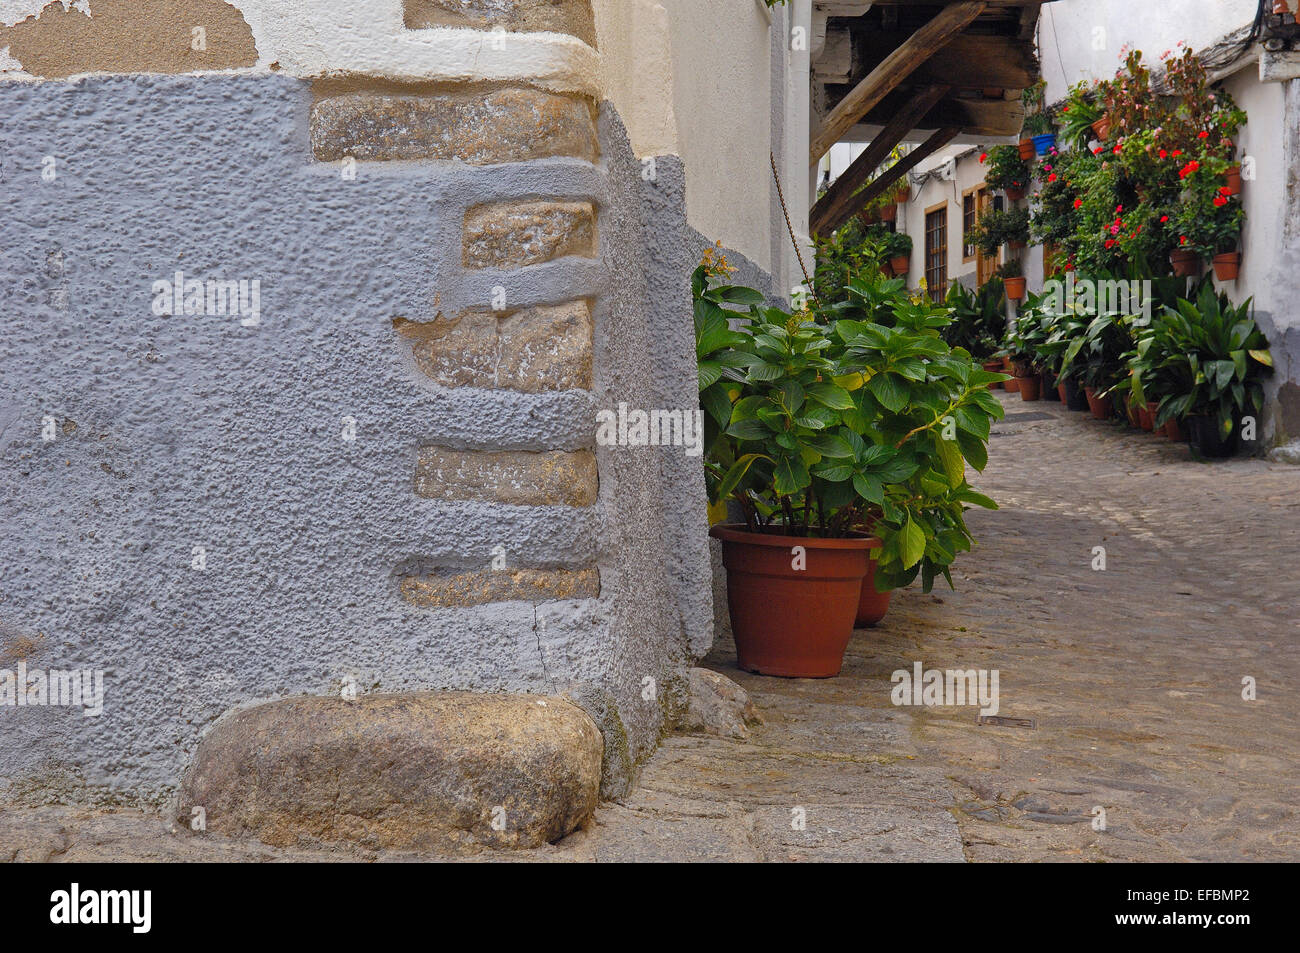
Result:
[817, 126, 962, 236]
[1018, 1, 1045, 40]
[810, 85, 950, 237]
[850, 89, 1025, 138]
[809, 1, 986, 165]
[842, 33, 1039, 90]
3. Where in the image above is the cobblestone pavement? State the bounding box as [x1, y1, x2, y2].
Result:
[4, 392, 1297, 862]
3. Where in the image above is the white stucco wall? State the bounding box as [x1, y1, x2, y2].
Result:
[1038, 0, 1260, 102]
[899, 145, 991, 292]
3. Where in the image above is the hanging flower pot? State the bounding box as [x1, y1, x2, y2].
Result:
[710, 525, 871, 678]
[855, 541, 892, 628]
[1004, 276, 1027, 300]
[1169, 249, 1200, 277]
[1032, 133, 1058, 156]
[1018, 138, 1035, 160]
[1212, 251, 1241, 281]
[1005, 184, 1027, 202]
[889, 254, 910, 276]
[1224, 164, 1242, 195]
[894, 183, 910, 204]
[878, 202, 898, 222]
[1091, 116, 1112, 141]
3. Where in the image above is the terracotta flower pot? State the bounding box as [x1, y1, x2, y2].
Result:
[890, 255, 910, 276]
[1146, 402, 1161, 433]
[1092, 116, 1112, 141]
[1170, 249, 1200, 277]
[1212, 251, 1241, 281]
[982, 360, 1004, 390]
[1137, 403, 1154, 431]
[1018, 138, 1035, 160]
[1004, 276, 1027, 300]
[1006, 185, 1026, 202]
[878, 202, 898, 223]
[1165, 417, 1186, 442]
[1084, 386, 1110, 420]
[1224, 164, 1242, 195]
[1002, 357, 1019, 393]
[1016, 374, 1041, 401]
[894, 185, 910, 204]
[710, 524, 871, 678]
[855, 542, 892, 628]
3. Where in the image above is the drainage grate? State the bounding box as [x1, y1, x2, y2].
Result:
[1000, 412, 1054, 423]
[978, 715, 1037, 729]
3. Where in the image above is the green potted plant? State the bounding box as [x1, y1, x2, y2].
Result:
[998, 258, 1026, 301]
[1059, 80, 1103, 150]
[697, 265, 1004, 674]
[885, 230, 912, 278]
[1173, 158, 1245, 281]
[1142, 285, 1272, 457]
[983, 145, 1031, 201]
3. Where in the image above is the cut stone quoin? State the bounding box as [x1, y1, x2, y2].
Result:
[394, 300, 593, 393]
[309, 88, 600, 164]
[179, 692, 603, 851]
[463, 200, 597, 269]
[400, 566, 600, 607]
[403, 0, 598, 48]
[414, 448, 598, 506]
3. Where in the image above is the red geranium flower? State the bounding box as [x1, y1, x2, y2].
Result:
[979, 152, 988, 163]
[1213, 195, 1228, 207]
[1160, 215, 1169, 223]
[1197, 130, 1209, 139]
[1048, 173, 1057, 182]
[1074, 199, 1083, 209]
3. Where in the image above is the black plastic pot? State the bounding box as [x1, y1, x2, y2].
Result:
[1041, 371, 1061, 401]
[1187, 415, 1240, 459]
[1060, 376, 1089, 412]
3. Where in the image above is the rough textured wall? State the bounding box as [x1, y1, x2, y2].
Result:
[0, 66, 727, 804]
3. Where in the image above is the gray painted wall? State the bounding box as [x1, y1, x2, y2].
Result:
[0, 73, 748, 805]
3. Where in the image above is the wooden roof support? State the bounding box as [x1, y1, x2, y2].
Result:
[810, 84, 950, 237]
[814, 125, 961, 237]
[809, 0, 987, 165]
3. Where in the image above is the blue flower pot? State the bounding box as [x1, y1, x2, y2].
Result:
[1032, 133, 1057, 157]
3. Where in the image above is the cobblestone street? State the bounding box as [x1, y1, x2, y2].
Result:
[7, 392, 1297, 862]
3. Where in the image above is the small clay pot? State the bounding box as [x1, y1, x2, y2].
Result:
[1004, 277, 1027, 300]
[878, 202, 898, 223]
[983, 360, 1004, 390]
[1224, 164, 1242, 195]
[1084, 386, 1110, 420]
[890, 255, 910, 276]
[855, 543, 892, 628]
[1212, 251, 1241, 281]
[1016, 374, 1041, 401]
[1018, 138, 1036, 160]
[1170, 249, 1200, 277]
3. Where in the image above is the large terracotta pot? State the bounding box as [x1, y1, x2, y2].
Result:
[855, 541, 892, 628]
[1170, 249, 1200, 277]
[878, 202, 898, 222]
[710, 524, 871, 678]
[1016, 374, 1041, 401]
[1084, 386, 1110, 420]
[1212, 252, 1241, 281]
[890, 254, 910, 276]
[1002, 357, 1019, 393]
[1165, 417, 1186, 442]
